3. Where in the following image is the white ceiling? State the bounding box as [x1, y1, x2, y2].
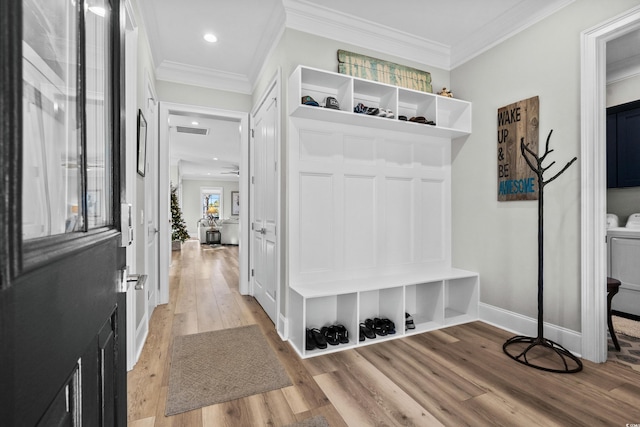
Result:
[139, 0, 578, 93]
[168, 114, 241, 181]
[136, 0, 640, 180]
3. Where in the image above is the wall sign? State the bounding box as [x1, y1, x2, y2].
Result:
[337, 50, 432, 93]
[497, 96, 539, 201]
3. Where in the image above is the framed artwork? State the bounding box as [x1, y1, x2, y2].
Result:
[497, 96, 539, 201]
[87, 190, 101, 217]
[231, 191, 240, 215]
[137, 109, 147, 176]
[337, 49, 432, 93]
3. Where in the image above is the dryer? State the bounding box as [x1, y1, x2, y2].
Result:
[607, 213, 640, 317]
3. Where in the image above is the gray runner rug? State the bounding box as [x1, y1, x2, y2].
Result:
[284, 415, 330, 427]
[166, 324, 292, 416]
[608, 315, 640, 371]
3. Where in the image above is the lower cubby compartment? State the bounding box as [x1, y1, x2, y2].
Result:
[358, 287, 404, 344]
[444, 276, 479, 325]
[288, 269, 479, 358]
[303, 292, 357, 356]
[404, 281, 444, 333]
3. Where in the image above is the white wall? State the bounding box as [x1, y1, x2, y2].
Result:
[130, 0, 158, 278]
[156, 80, 252, 112]
[606, 74, 640, 224]
[450, 0, 640, 332]
[181, 179, 240, 235]
[253, 28, 451, 108]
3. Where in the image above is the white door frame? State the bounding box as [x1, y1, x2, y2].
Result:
[123, 0, 145, 371]
[580, 5, 640, 363]
[144, 76, 159, 312]
[250, 71, 282, 330]
[158, 103, 250, 298]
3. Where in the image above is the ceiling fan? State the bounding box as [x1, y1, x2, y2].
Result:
[221, 166, 240, 176]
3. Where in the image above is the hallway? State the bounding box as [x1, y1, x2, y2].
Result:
[127, 240, 640, 426]
[126, 240, 348, 426]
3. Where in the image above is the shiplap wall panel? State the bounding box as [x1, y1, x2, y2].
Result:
[344, 175, 377, 270]
[419, 178, 445, 262]
[415, 143, 445, 168]
[290, 117, 451, 284]
[344, 135, 376, 165]
[384, 177, 414, 265]
[384, 140, 413, 167]
[299, 173, 334, 272]
[299, 129, 338, 161]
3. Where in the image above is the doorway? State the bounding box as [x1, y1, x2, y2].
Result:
[580, 5, 640, 363]
[158, 103, 250, 296]
[2, 0, 128, 423]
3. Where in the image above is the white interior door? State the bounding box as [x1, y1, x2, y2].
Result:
[251, 85, 278, 324]
[145, 82, 159, 315]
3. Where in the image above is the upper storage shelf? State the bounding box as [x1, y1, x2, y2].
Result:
[288, 65, 472, 139]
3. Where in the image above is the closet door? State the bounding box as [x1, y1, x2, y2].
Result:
[0, 0, 127, 425]
[617, 106, 640, 187]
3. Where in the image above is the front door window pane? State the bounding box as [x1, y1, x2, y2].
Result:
[22, 0, 79, 239]
[85, 0, 112, 228]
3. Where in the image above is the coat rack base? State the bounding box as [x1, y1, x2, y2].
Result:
[503, 335, 583, 374]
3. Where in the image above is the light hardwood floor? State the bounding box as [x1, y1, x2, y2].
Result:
[128, 240, 640, 426]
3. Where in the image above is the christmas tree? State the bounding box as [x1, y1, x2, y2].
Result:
[170, 186, 190, 243]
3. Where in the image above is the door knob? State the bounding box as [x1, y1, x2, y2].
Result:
[128, 273, 148, 290]
[117, 268, 148, 292]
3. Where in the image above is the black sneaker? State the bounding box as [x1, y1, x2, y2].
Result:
[405, 313, 415, 330]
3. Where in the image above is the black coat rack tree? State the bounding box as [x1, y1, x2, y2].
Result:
[502, 130, 581, 373]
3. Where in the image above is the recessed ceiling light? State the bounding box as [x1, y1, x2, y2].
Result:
[204, 33, 218, 43]
[191, 121, 199, 125]
[213, 157, 218, 160]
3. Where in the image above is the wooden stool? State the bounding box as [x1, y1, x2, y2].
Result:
[607, 277, 621, 351]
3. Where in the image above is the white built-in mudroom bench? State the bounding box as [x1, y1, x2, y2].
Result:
[286, 65, 479, 358]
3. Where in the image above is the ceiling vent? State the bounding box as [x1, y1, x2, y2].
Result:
[176, 126, 209, 135]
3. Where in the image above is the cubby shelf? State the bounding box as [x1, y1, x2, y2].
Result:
[288, 269, 479, 359]
[285, 65, 478, 359]
[288, 65, 472, 139]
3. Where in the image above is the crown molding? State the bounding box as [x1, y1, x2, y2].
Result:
[247, 4, 287, 86]
[282, 0, 450, 70]
[156, 60, 252, 94]
[180, 174, 240, 182]
[450, 0, 575, 68]
[180, 172, 240, 182]
[136, 0, 163, 74]
[607, 54, 640, 84]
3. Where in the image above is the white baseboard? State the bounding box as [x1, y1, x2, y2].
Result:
[479, 303, 582, 357]
[278, 312, 288, 341]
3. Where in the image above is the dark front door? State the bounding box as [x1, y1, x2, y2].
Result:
[1, 0, 127, 425]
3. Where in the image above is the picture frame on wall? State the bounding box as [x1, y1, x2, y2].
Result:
[231, 191, 240, 215]
[87, 190, 101, 218]
[137, 109, 147, 177]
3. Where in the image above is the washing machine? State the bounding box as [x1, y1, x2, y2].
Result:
[607, 213, 640, 317]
